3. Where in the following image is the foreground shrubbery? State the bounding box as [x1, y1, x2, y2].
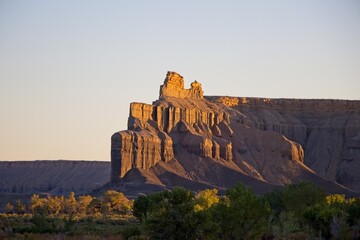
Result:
[1, 190, 136, 239]
[1, 182, 360, 239]
[265, 183, 360, 239]
[132, 182, 360, 239]
[132, 185, 270, 239]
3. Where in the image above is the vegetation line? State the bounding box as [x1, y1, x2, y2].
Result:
[0, 182, 359, 239]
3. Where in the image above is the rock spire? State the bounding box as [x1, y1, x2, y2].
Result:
[159, 71, 204, 99]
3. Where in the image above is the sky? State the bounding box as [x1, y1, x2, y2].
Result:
[0, 0, 359, 161]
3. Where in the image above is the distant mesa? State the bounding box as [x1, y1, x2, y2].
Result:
[107, 71, 360, 196]
[0, 160, 110, 195]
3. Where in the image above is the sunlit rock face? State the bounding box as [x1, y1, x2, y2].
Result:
[159, 71, 203, 99]
[111, 71, 360, 196]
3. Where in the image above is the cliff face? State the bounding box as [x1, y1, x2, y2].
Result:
[111, 72, 360, 195]
[208, 96, 360, 191]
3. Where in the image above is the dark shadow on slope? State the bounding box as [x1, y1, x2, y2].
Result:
[152, 150, 282, 195]
[297, 170, 360, 198]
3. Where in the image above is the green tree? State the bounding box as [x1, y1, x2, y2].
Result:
[264, 188, 284, 221]
[144, 187, 199, 240]
[264, 182, 328, 238]
[197, 196, 228, 240]
[282, 181, 326, 215]
[303, 193, 350, 239]
[133, 195, 149, 222]
[272, 211, 301, 238]
[330, 214, 349, 240]
[210, 183, 270, 239]
[347, 197, 360, 229]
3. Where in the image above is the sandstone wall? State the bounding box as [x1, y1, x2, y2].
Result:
[128, 102, 225, 133]
[111, 72, 360, 193]
[111, 130, 173, 180]
[112, 101, 231, 179]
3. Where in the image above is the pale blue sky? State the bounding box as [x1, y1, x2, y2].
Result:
[0, 0, 359, 160]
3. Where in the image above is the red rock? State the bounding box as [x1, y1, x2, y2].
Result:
[111, 72, 360, 196]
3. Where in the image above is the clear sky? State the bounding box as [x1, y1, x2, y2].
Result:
[0, 0, 359, 160]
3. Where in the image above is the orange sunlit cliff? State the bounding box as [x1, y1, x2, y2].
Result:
[110, 72, 360, 196]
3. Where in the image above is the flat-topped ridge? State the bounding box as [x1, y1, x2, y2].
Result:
[208, 96, 360, 112]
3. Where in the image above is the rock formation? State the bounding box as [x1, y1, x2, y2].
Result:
[159, 71, 204, 99]
[111, 71, 360, 196]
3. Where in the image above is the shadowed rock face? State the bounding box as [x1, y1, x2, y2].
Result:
[111, 72, 360, 196]
[208, 96, 360, 191]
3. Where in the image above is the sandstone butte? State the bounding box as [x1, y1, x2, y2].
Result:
[111, 71, 360, 197]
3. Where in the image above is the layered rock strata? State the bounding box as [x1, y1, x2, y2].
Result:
[210, 96, 360, 190]
[111, 71, 360, 195]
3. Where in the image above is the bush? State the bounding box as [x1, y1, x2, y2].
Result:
[121, 225, 142, 239]
[144, 187, 198, 240]
[209, 183, 271, 239]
